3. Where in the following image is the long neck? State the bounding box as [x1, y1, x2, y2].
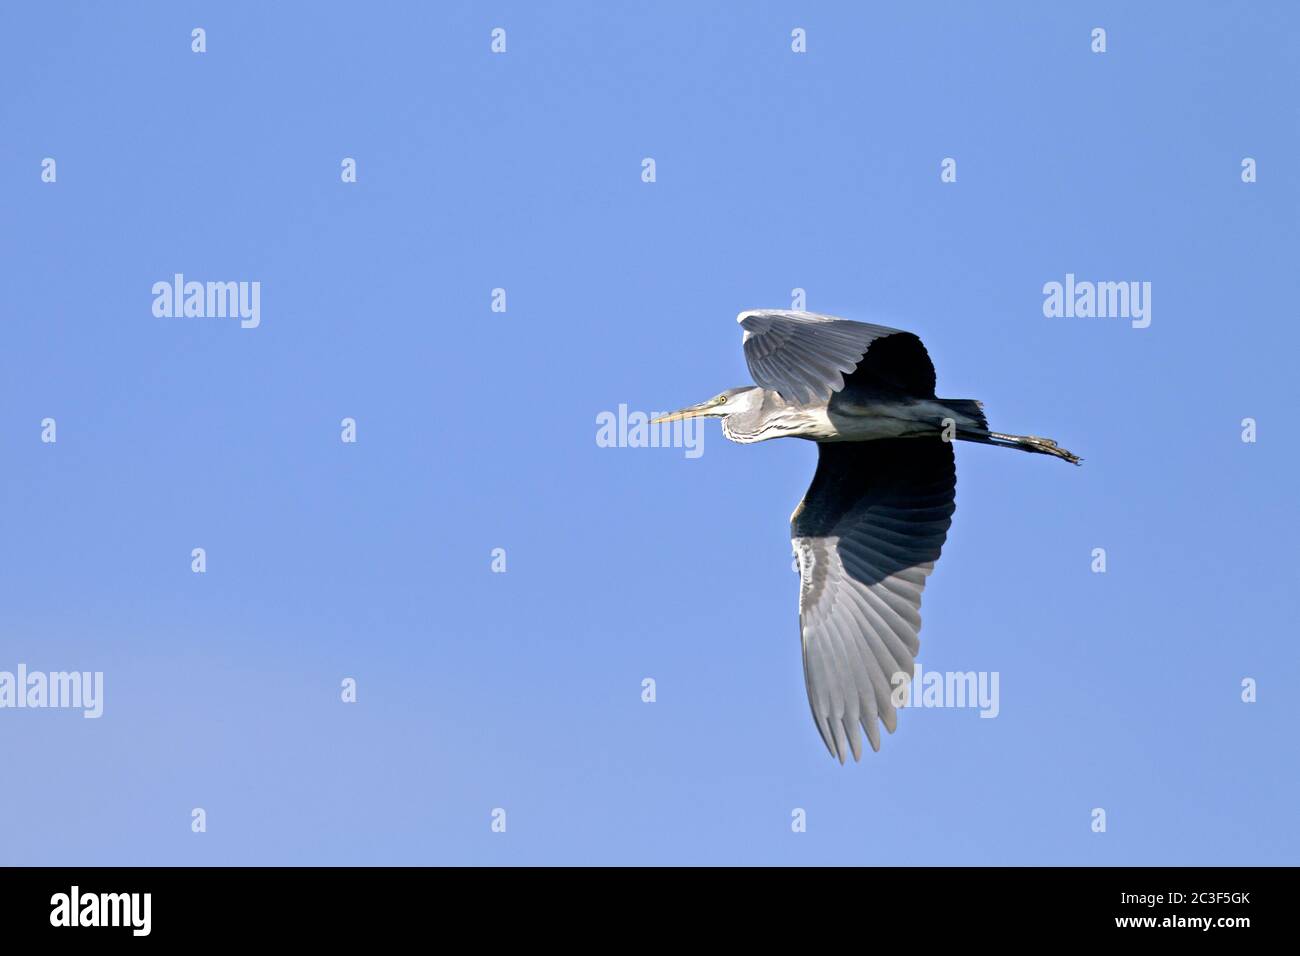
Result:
[721, 390, 828, 443]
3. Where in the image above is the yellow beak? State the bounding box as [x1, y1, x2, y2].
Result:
[650, 402, 713, 425]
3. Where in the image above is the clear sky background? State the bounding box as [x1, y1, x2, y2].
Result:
[1, 2, 1297, 865]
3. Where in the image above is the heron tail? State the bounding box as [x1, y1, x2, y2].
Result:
[940, 398, 988, 431]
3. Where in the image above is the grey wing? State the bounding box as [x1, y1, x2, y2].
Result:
[738, 310, 910, 405]
[791, 438, 956, 762]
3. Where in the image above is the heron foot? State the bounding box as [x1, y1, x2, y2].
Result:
[1025, 436, 1081, 465]
[988, 432, 1082, 465]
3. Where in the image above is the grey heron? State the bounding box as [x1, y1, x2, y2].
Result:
[652, 310, 1080, 762]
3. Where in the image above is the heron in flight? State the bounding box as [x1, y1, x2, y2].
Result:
[652, 310, 1079, 763]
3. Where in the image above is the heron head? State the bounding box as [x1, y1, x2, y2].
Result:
[650, 386, 760, 425]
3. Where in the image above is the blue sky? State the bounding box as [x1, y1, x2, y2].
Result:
[1, 1, 1296, 865]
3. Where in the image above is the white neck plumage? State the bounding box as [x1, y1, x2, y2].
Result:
[721, 392, 830, 443]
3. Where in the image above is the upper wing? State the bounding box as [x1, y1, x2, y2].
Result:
[739, 310, 937, 405]
[791, 438, 956, 762]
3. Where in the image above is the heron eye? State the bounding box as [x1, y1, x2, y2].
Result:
[717, 395, 727, 404]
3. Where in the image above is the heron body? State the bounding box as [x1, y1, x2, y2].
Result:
[653, 310, 1079, 763]
[718, 389, 989, 444]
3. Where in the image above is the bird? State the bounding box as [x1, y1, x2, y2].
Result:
[651, 310, 1080, 763]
